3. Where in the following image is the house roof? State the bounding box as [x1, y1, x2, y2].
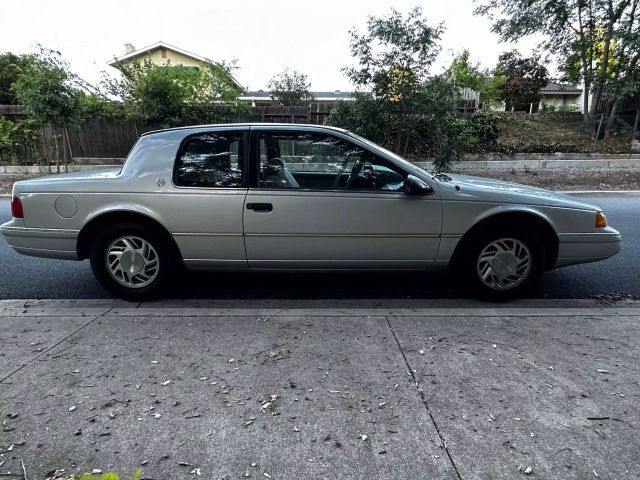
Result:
[541, 82, 583, 94]
[108, 41, 243, 89]
[240, 90, 356, 101]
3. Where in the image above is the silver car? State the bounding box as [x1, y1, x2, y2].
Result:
[1, 124, 621, 300]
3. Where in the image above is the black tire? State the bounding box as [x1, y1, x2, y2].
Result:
[89, 222, 173, 300]
[457, 228, 546, 301]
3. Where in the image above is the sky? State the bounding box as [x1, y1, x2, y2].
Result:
[0, 0, 542, 92]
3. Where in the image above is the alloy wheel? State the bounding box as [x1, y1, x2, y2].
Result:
[105, 235, 160, 288]
[476, 238, 532, 291]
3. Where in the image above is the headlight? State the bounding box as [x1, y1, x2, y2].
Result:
[595, 211, 607, 228]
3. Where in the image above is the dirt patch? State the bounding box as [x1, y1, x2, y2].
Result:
[455, 167, 640, 191]
[497, 115, 635, 154]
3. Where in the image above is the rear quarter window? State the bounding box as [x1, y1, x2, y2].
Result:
[174, 132, 245, 188]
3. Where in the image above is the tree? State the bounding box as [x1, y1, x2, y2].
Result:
[11, 47, 89, 169]
[104, 59, 245, 126]
[338, 7, 451, 164]
[0, 53, 31, 104]
[267, 69, 314, 106]
[496, 51, 549, 111]
[475, 0, 639, 121]
[12, 47, 84, 126]
[444, 50, 506, 108]
[445, 50, 486, 91]
[344, 6, 444, 98]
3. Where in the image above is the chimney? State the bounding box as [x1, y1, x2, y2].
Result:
[124, 43, 135, 54]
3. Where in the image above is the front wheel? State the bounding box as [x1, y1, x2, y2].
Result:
[89, 223, 172, 300]
[460, 231, 545, 301]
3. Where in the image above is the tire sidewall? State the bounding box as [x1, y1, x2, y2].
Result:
[89, 222, 171, 300]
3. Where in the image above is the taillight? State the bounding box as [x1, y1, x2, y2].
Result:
[11, 196, 23, 218]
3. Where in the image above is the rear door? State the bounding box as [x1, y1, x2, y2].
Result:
[243, 127, 442, 270]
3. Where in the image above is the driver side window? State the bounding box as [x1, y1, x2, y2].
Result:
[258, 132, 405, 191]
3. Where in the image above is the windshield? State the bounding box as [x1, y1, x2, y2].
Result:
[345, 131, 451, 181]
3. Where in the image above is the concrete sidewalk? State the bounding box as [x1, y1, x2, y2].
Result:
[0, 299, 638, 479]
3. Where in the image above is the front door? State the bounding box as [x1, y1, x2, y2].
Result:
[243, 129, 442, 269]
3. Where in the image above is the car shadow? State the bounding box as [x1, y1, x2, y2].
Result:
[164, 269, 462, 300]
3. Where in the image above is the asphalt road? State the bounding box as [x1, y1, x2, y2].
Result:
[0, 193, 638, 300]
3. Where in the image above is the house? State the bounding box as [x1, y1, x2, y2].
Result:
[239, 90, 355, 107]
[108, 41, 243, 90]
[540, 82, 586, 111]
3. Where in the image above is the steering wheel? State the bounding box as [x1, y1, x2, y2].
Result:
[331, 152, 354, 188]
[345, 159, 365, 188]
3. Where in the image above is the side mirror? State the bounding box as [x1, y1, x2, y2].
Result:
[404, 174, 433, 196]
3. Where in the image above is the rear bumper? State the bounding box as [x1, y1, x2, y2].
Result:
[553, 227, 621, 268]
[0, 220, 79, 260]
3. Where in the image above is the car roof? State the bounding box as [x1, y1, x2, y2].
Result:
[140, 123, 349, 137]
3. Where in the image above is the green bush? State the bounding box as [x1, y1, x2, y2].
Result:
[328, 92, 501, 169]
[460, 111, 500, 153]
[0, 117, 39, 164]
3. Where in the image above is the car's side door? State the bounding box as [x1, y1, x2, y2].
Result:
[168, 128, 249, 270]
[243, 127, 443, 270]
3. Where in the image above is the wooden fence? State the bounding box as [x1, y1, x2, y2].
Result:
[0, 105, 335, 164]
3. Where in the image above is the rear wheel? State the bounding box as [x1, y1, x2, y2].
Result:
[90, 223, 172, 300]
[459, 229, 545, 301]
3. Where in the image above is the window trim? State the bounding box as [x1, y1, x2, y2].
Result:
[249, 130, 409, 194]
[172, 130, 250, 190]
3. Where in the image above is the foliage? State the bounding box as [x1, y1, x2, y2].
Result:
[0, 117, 39, 163]
[328, 79, 501, 169]
[445, 50, 486, 90]
[496, 50, 549, 111]
[462, 111, 501, 152]
[475, 0, 639, 120]
[104, 59, 246, 127]
[444, 50, 506, 108]
[0, 52, 32, 104]
[54, 468, 142, 480]
[343, 6, 444, 98]
[77, 92, 127, 120]
[336, 7, 477, 170]
[267, 69, 314, 106]
[12, 47, 87, 126]
[541, 103, 581, 113]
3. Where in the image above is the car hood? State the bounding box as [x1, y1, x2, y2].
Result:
[442, 173, 600, 211]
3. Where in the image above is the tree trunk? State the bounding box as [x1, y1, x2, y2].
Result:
[634, 101, 640, 133]
[63, 124, 73, 173]
[604, 101, 619, 138]
[590, 13, 616, 116]
[582, 81, 591, 124]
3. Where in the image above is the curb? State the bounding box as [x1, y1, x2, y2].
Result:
[1, 298, 639, 309]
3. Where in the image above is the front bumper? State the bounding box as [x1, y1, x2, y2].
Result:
[554, 227, 621, 268]
[0, 219, 79, 260]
